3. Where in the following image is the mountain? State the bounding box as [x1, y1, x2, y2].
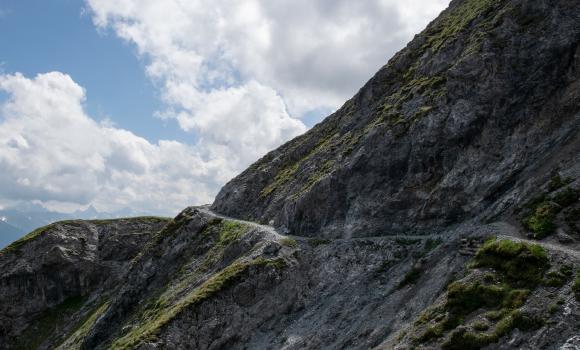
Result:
[0, 205, 155, 249]
[0, 0, 579, 349]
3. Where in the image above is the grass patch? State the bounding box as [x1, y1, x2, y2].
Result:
[111, 257, 285, 349]
[395, 238, 421, 246]
[281, 237, 298, 248]
[523, 202, 558, 239]
[1, 223, 65, 255]
[424, 238, 443, 252]
[543, 271, 568, 288]
[573, 272, 580, 302]
[111, 262, 250, 350]
[398, 266, 423, 289]
[471, 238, 549, 285]
[416, 239, 549, 348]
[521, 184, 578, 238]
[86, 216, 171, 225]
[216, 221, 247, 246]
[565, 208, 580, 233]
[552, 188, 579, 207]
[548, 174, 573, 192]
[56, 301, 110, 350]
[424, 0, 500, 53]
[308, 238, 331, 247]
[471, 321, 489, 331]
[260, 135, 336, 197]
[439, 299, 542, 350]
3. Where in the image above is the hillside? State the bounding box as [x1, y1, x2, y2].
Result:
[0, 0, 579, 349]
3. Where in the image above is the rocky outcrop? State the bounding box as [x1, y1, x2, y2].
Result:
[0, 217, 169, 349]
[212, 0, 580, 238]
[78, 207, 470, 350]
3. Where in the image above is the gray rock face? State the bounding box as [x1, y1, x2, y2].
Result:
[212, 0, 580, 238]
[1, 207, 575, 350]
[44, 207, 482, 350]
[0, 217, 170, 349]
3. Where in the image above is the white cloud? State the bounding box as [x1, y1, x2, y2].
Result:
[0, 72, 301, 214]
[86, 0, 449, 121]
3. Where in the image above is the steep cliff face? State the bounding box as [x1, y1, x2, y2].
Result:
[1, 0, 580, 349]
[212, 0, 580, 238]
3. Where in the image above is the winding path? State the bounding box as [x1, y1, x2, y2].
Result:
[198, 206, 580, 259]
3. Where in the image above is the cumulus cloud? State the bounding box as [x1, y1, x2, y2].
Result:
[0, 72, 299, 214]
[86, 0, 449, 121]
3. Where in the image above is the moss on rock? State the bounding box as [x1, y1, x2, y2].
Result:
[471, 238, 548, 285]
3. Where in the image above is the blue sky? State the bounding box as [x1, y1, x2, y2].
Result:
[0, 0, 448, 215]
[0, 0, 194, 143]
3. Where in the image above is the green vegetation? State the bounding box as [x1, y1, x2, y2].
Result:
[543, 271, 568, 288]
[112, 262, 251, 349]
[110, 257, 286, 350]
[573, 272, 580, 301]
[471, 238, 548, 285]
[548, 174, 573, 192]
[548, 303, 560, 314]
[398, 266, 423, 289]
[419, 278, 540, 349]
[281, 237, 298, 248]
[559, 264, 573, 277]
[1, 223, 62, 255]
[472, 321, 489, 331]
[15, 295, 86, 350]
[424, 238, 443, 252]
[424, 0, 500, 53]
[56, 301, 110, 350]
[523, 202, 558, 239]
[395, 238, 421, 246]
[552, 188, 579, 207]
[308, 238, 331, 247]
[214, 221, 247, 246]
[3, 215, 173, 256]
[520, 179, 578, 238]
[416, 239, 549, 349]
[173, 219, 250, 289]
[147, 213, 191, 247]
[260, 134, 336, 197]
[291, 159, 335, 199]
[86, 216, 171, 225]
[565, 208, 580, 233]
[255, 0, 514, 201]
[442, 310, 543, 350]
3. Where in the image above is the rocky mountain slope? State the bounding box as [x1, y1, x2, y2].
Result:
[213, 0, 580, 238]
[1, 0, 579, 349]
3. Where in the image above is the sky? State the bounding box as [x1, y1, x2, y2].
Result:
[0, 0, 450, 216]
